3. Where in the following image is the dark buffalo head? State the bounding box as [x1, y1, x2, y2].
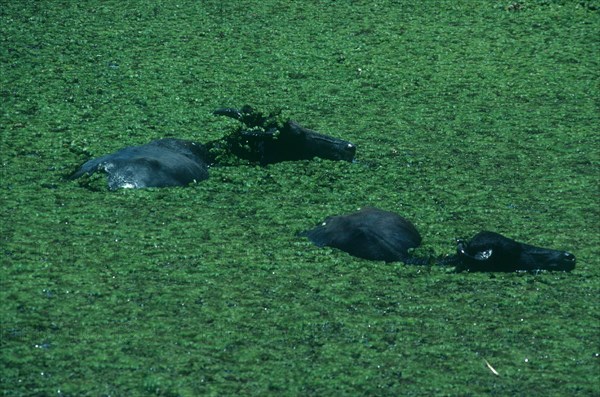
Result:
[456, 231, 576, 272]
[212, 106, 356, 165]
[278, 121, 356, 163]
[300, 207, 421, 262]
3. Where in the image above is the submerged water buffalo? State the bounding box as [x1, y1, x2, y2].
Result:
[300, 207, 576, 272]
[300, 207, 422, 263]
[69, 138, 210, 190]
[454, 231, 576, 272]
[70, 106, 356, 189]
[211, 105, 356, 164]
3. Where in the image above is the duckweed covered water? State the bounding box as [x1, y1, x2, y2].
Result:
[1, 1, 599, 396]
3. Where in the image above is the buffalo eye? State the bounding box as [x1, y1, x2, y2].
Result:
[474, 249, 493, 261]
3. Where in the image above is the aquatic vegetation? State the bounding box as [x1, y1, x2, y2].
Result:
[1, 1, 598, 396]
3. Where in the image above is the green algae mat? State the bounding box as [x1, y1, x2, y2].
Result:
[1, 1, 599, 395]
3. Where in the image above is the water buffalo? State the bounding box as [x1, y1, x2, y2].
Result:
[69, 138, 210, 190]
[455, 231, 576, 272]
[300, 207, 422, 262]
[70, 106, 356, 189]
[212, 105, 356, 164]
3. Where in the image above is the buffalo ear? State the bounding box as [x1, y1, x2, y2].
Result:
[457, 239, 467, 254]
